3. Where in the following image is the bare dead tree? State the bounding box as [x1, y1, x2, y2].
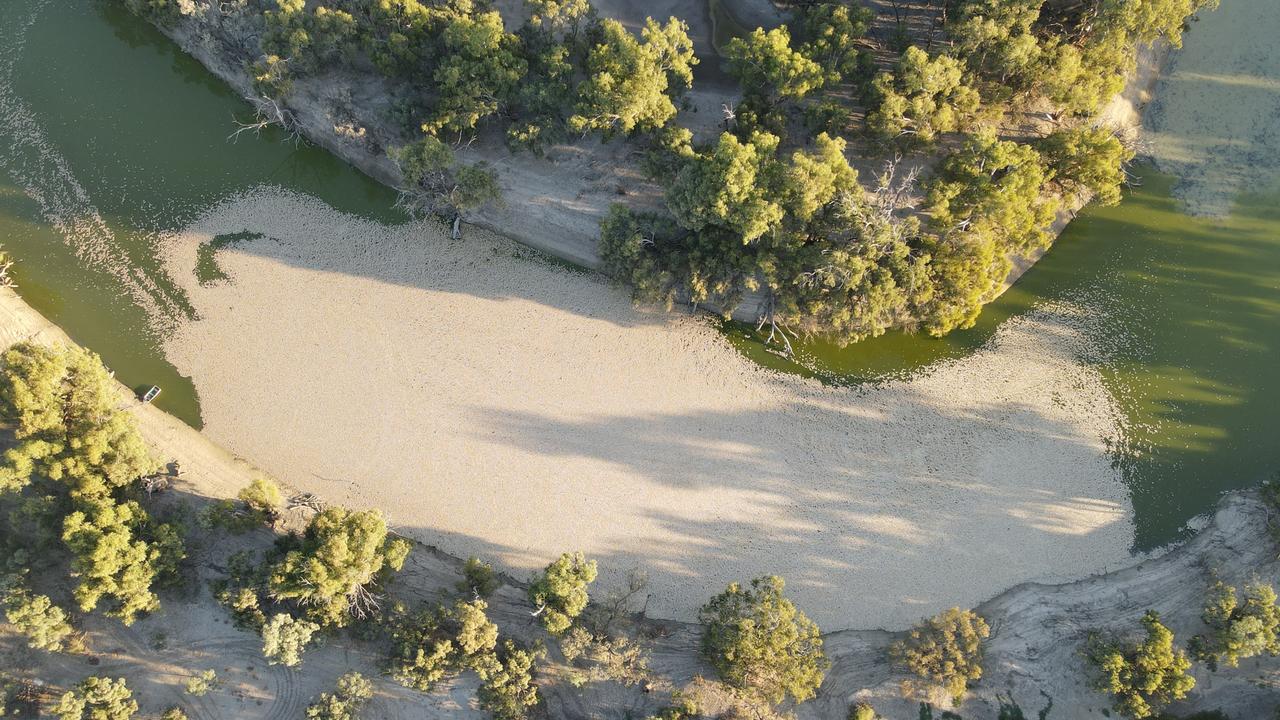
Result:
[228, 95, 302, 146]
[0, 253, 16, 289]
[755, 292, 797, 358]
[346, 583, 383, 620]
[141, 474, 170, 498]
[871, 154, 923, 218]
[288, 492, 325, 515]
[1116, 126, 1151, 187]
[585, 567, 650, 633]
[888, 0, 909, 24]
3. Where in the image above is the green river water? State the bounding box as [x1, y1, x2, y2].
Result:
[1, 1, 1276, 550]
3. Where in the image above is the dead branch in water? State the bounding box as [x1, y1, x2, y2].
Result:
[228, 95, 302, 146]
[0, 255, 15, 289]
[755, 293, 797, 359]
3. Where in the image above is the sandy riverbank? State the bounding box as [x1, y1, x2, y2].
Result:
[159, 187, 1136, 631]
[4, 287, 1276, 719]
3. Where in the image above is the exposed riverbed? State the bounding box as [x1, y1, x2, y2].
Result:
[0, 0, 1277, 624]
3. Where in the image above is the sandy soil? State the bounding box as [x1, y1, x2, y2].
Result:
[0, 286, 487, 720]
[1145, 0, 1280, 214]
[4, 284, 1277, 719]
[159, 187, 1136, 631]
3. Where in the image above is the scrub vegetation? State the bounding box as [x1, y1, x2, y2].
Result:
[1086, 611, 1196, 719]
[891, 607, 990, 703]
[122, 0, 1214, 351]
[0, 334, 1273, 719]
[698, 575, 828, 707]
[6, 0, 1263, 717]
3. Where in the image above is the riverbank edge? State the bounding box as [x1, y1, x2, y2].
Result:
[150, 8, 1169, 325]
[1001, 39, 1170, 289]
[1, 283, 1274, 718]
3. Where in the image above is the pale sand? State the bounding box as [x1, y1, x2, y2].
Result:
[160, 188, 1134, 630]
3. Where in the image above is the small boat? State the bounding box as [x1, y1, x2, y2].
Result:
[141, 385, 161, 403]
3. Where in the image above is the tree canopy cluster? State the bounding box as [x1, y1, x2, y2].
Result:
[243, 0, 704, 219]
[698, 575, 828, 707]
[0, 343, 181, 627]
[256, 1, 697, 158]
[890, 607, 990, 703]
[386, 560, 546, 719]
[1087, 610, 1196, 720]
[947, 0, 1220, 115]
[267, 506, 412, 627]
[1189, 580, 1280, 671]
[600, 0, 1201, 346]
[123, 0, 1215, 344]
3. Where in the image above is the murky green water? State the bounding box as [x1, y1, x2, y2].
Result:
[0, 0, 408, 426]
[1, 1, 1276, 548]
[732, 171, 1280, 548]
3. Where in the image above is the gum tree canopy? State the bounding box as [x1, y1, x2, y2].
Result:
[0, 343, 155, 496]
[698, 575, 828, 707]
[569, 16, 696, 137]
[268, 506, 412, 627]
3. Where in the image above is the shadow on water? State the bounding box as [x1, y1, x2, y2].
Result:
[0, 0, 1276, 553]
[728, 170, 1280, 550]
[0, 0, 410, 426]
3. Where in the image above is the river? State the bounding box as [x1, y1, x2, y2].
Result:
[1, 0, 1276, 553]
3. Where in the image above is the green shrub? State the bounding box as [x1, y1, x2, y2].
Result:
[1190, 580, 1280, 670]
[1, 577, 75, 652]
[699, 575, 828, 706]
[891, 607, 990, 702]
[306, 672, 373, 720]
[476, 640, 540, 720]
[1087, 611, 1195, 719]
[183, 669, 217, 697]
[250, 55, 293, 98]
[199, 499, 258, 534]
[457, 556, 500, 598]
[528, 551, 596, 635]
[646, 692, 699, 720]
[389, 599, 498, 691]
[53, 676, 137, 720]
[239, 477, 285, 524]
[849, 702, 880, 720]
[390, 138, 502, 217]
[560, 625, 651, 687]
[262, 613, 320, 668]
